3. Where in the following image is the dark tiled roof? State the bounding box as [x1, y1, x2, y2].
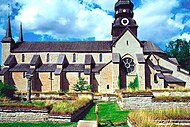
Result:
[85, 55, 95, 65]
[164, 75, 185, 83]
[0, 68, 9, 75]
[143, 41, 164, 54]
[157, 73, 164, 79]
[55, 68, 62, 75]
[63, 64, 84, 72]
[92, 64, 107, 73]
[30, 55, 42, 67]
[57, 54, 66, 65]
[9, 64, 30, 72]
[4, 55, 17, 67]
[36, 64, 56, 72]
[12, 41, 112, 53]
[136, 54, 145, 63]
[160, 66, 173, 74]
[26, 69, 35, 75]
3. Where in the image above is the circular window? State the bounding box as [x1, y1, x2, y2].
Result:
[121, 18, 129, 26]
[123, 57, 135, 73]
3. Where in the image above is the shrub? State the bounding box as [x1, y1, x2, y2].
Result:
[0, 82, 16, 98]
[73, 77, 92, 93]
[128, 75, 139, 91]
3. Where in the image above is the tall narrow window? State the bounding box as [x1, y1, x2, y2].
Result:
[107, 84, 110, 89]
[47, 53, 50, 62]
[22, 54, 25, 62]
[126, 40, 129, 46]
[73, 53, 76, 62]
[154, 74, 158, 83]
[99, 53, 103, 62]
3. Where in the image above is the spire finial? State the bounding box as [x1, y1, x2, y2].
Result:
[6, 16, 12, 38]
[18, 22, 23, 42]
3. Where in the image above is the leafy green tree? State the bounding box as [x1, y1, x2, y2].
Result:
[73, 77, 92, 93]
[0, 82, 16, 98]
[128, 75, 139, 91]
[165, 39, 190, 71]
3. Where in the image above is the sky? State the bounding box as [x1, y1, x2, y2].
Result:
[0, 0, 190, 57]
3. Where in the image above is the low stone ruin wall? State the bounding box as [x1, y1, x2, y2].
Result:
[118, 94, 190, 110]
[0, 101, 94, 122]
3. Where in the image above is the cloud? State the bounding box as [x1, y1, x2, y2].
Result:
[12, 0, 115, 40]
[134, 0, 190, 45]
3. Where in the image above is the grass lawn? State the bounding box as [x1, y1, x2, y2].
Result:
[0, 122, 77, 127]
[84, 102, 129, 127]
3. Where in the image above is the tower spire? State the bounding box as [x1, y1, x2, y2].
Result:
[18, 22, 23, 43]
[6, 16, 12, 38]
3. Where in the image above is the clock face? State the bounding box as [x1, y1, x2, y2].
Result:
[121, 18, 129, 26]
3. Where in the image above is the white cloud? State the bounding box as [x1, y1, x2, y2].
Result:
[12, 0, 115, 40]
[173, 33, 190, 41]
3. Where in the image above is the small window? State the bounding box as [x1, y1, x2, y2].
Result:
[73, 53, 76, 62]
[154, 74, 158, 83]
[107, 84, 110, 89]
[23, 72, 26, 78]
[99, 53, 103, 62]
[22, 54, 25, 62]
[47, 53, 50, 62]
[126, 41, 129, 46]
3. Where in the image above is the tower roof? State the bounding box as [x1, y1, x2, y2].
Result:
[17, 22, 23, 43]
[115, 0, 134, 10]
[2, 16, 14, 42]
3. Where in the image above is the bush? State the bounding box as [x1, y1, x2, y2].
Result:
[128, 75, 139, 91]
[73, 77, 92, 93]
[0, 82, 16, 98]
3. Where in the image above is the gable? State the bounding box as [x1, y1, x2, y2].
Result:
[112, 29, 143, 57]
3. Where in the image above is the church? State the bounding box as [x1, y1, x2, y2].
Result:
[0, 0, 190, 94]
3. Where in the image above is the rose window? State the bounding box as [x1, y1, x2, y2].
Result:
[123, 57, 135, 73]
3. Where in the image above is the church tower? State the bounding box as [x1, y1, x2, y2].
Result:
[111, 0, 138, 41]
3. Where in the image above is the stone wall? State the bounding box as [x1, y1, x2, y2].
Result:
[118, 94, 190, 110]
[0, 101, 93, 122]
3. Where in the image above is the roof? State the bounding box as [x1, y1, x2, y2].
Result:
[157, 73, 164, 79]
[164, 75, 185, 83]
[0, 68, 9, 75]
[30, 55, 42, 67]
[85, 55, 95, 65]
[4, 55, 17, 67]
[136, 54, 145, 63]
[55, 68, 62, 75]
[12, 41, 112, 53]
[57, 54, 67, 65]
[63, 64, 84, 72]
[143, 41, 165, 54]
[9, 64, 30, 72]
[36, 64, 56, 72]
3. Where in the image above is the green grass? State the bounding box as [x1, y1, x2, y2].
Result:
[0, 122, 77, 127]
[84, 102, 129, 127]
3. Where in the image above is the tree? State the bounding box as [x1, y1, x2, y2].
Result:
[0, 82, 16, 98]
[73, 77, 92, 93]
[128, 75, 139, 91]
[165, 39, 190, 71]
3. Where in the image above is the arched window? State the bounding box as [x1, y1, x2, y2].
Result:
[22, 54, 25, 62]
[73, 53, 76, 62]
[107, 84, 110, 89]
[47, 53, 50, 62]
[154, 74, 158, 83]
[99, 53, 102, 62]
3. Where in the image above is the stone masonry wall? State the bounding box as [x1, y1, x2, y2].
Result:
[118, 96, 190, 110]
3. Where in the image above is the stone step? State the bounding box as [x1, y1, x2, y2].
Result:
[77, 120, 98, 127]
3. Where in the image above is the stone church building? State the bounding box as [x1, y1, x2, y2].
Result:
[1, 0, 190, 93]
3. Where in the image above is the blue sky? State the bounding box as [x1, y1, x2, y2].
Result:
[0, 0, 190, 64]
